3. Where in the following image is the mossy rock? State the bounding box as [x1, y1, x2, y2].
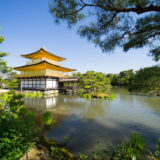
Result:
[39, 136, 75, 159]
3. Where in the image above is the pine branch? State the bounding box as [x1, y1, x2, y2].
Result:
[76, 2, 160, 14]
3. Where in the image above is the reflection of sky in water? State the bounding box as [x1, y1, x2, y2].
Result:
[24, 88, 160, 155]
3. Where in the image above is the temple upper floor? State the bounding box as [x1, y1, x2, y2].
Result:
[14, 48, 76, 78]
[22, 48, 66, 62]
[25, 57, 62, 66]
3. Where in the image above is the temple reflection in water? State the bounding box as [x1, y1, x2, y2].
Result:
[24, 96, 58, 112]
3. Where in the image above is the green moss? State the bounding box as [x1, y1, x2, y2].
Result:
[39, 136, 75, 160]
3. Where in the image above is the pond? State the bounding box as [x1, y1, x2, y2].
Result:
[23, 88, 160, 155]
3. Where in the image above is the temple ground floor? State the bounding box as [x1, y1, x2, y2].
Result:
[19, 77, 60, 91]
[18, 77, 79, 93]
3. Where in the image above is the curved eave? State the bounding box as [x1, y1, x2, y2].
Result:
[14, 60, 76, 72]
[21, 48, 66, 61]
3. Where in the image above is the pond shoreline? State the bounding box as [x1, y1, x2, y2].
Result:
[22, 88, 160, 158]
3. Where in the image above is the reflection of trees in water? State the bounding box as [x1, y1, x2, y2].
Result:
[81, 104, 105, 119]
[64, 96, 87, 108]
[105, 88, 135, 108]
[110, 88, 160, 113]
[81, 99, 108, 119]
[117, 94, 135, 106]
[60, 95, 110, 119]
[106, 87, 130, 95]
[133, 96, 160, 113]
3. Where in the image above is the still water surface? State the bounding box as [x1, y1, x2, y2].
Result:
[24, 88, 160, 155]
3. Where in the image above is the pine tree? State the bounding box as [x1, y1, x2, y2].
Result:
[50, 0, 160, 61]
[0, 32, 11, 73]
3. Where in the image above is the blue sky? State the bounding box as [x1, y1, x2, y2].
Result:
[0, 0, 158, 74]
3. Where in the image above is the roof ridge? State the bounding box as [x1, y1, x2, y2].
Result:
[21, 48, 66, 61]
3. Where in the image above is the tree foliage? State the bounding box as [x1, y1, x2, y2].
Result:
[75, 71, 110, 93]
[72, 67, 160, 94]
[50, 0, 160, 61]
[0, 91, 38, 160]
[128, 66, 160, 94]
[0, 31, 16, 90]
[0, 32, 12, 73]
[107, 69, 134, 86]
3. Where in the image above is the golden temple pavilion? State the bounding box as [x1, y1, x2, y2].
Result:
[14, 48, 76, 91]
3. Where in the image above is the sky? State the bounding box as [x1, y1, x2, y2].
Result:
[0, 0, 158, 74]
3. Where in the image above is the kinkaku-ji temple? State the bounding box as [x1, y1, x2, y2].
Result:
[14, 48, 78, 94]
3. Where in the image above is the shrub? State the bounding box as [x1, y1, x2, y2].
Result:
[0, 110, 38, 160]
[129, 133, 146, 152]
[156, 138, 160, 159]
[78, 153, 89, 160]
[0, 91, 38, 160]
[86, 94, 91, 99]
[101, 95, 105, 100]
[79, 93, 83, 98]
[83, 94, 87, 99]
[91, 133, 145, 160]
[152, 138, 160, 160]
[111, 133, 145, 160]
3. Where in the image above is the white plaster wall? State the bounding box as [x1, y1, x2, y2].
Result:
[46, 79, 58, 89]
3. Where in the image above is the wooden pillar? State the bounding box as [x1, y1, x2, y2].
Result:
[20, 78, 22, 92]
[45, 77, 47, 91]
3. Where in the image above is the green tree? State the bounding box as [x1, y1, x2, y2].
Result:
[78, 71, 110, 93]
[108, 70, 134, 86]
[111, 74, 119, 86]
[50, 0, 160, 61]
[0, 90, 38, 160]
[128, 66, 160, 94]
[118, 69, 134, 86]
[0, 32, 11, 73]
[106, 73, 114, 81]
[72, 72, 81, 78]
[0, 31, 15, 89]
[5, 79, 19, 90]
[8, 71, 18, 80]
[5, 71, 19, 90]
